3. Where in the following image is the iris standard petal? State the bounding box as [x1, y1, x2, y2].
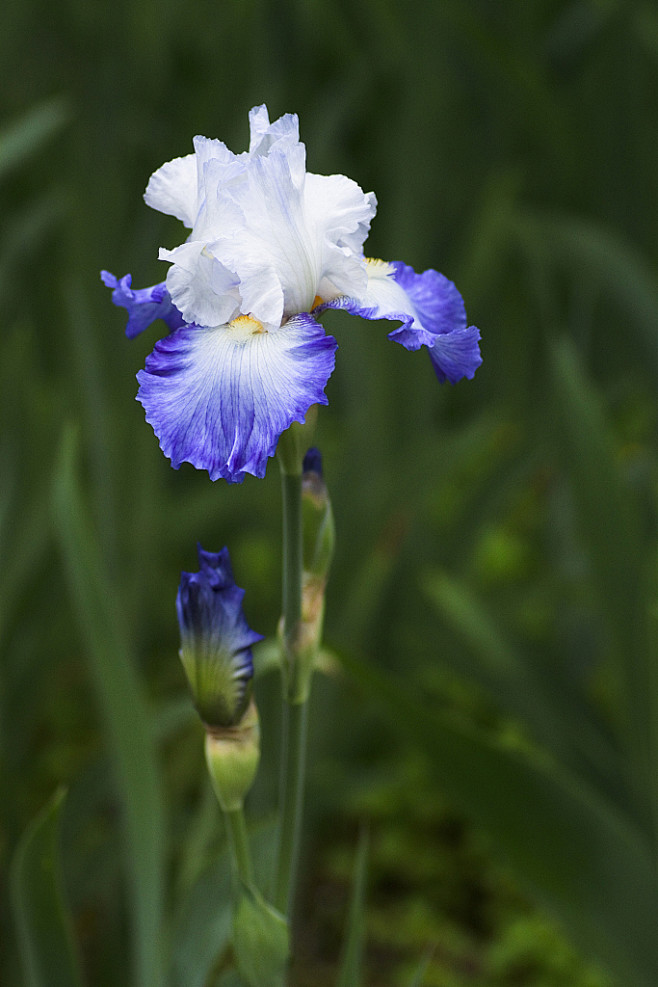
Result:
[248, 104, 300, 156]
[143, 152, 200, 227]
[136, 313, 337, 483]
[202, 148, 373, 325]
[100, 271, 185, 338]
[161, 241, 242, 329]
[319, 259, 482, 384]
[304, 172, 376, 270]
[207, 145, 319, 322]
[145, 107, 376, 333]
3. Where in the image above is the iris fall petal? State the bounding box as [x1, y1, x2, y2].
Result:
[100, 271, 185, 338]
[319, 259, 482, 383]
[137, 313, 337, 483]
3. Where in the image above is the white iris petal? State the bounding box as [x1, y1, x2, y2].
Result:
[145, 106, 376, 329]
[359, 259, 415, 319]
[161, 242, 241, 328]
[144, 153, 199, 227]
[248, 105, 300, 156]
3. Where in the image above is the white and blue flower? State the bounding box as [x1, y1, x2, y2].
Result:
[103, 105, 481, 483]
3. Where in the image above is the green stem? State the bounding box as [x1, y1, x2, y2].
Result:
[224, 807, 254, 886]
[281, 471, 303, 683]
[275, 466, 309, 917]
[274, 699, 308, 915]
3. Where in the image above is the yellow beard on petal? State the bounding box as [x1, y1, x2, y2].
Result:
[227, 314, 267, 341]
[365, 257, 393, 278]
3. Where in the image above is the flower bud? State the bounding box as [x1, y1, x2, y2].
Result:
[301, 447, 334, 583]
[177, 545, 264, 729]
[281, 449, 334, 702]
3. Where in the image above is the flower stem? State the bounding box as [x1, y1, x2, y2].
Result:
[224, 806, 254, 886]
[275, 467, 309, 917]
[274, 697, 308, 915]
[281, 471, 303, 674]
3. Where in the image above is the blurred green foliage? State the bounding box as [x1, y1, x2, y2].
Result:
[2, 0, 658, 983]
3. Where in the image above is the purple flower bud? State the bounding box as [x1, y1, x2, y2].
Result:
[176, 545, 263, 728]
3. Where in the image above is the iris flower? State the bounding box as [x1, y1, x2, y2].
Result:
[102, 105, 481, 483]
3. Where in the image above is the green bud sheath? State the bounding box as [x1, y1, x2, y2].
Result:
[279, 446, 334, 702]
[205, 700, 261, 812]
[301, 462, 335, 581]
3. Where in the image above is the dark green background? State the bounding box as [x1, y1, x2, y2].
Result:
[3, 0, 658, 984]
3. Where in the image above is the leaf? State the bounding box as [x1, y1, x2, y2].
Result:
[405, 951, 433, 987]
[10, 789, 85, 987]
[640, 566, 658, 850]
[548, 337, 650, 779]
[0, 483, 50, 654]
[166, 795, 282, 987]
[338, 648, 658, 987]
[0, 97, 70, 182]
[0, 195, 64, 305]
[52, 427, 165, 987]
[336, 828, 369, 987]
[232, 881, 289, 987]
[549, 337, 642, 636]
[545, 215, 658, 372]
[167, 854, 232, 987]
[424, 569, 627, 809]
[215, 973, 243, 987]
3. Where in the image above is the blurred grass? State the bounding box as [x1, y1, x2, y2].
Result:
[10, 789, 84, 987]
[2, 0, 658, 984]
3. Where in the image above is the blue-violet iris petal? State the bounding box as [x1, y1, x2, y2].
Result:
[318, 259, 482, 384]
[101, 271, 185, 339]
[137, 314, 337, 483]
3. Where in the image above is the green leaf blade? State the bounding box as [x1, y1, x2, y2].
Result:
[232, 882, 289, 987]
[167, 856, 232, 987]
[10, 789, 85, 987]
[336, 828, 369, 987]
[339, 649, 658, 987]
[0, 97, 70, 183]
[51, 428, 165, 987]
